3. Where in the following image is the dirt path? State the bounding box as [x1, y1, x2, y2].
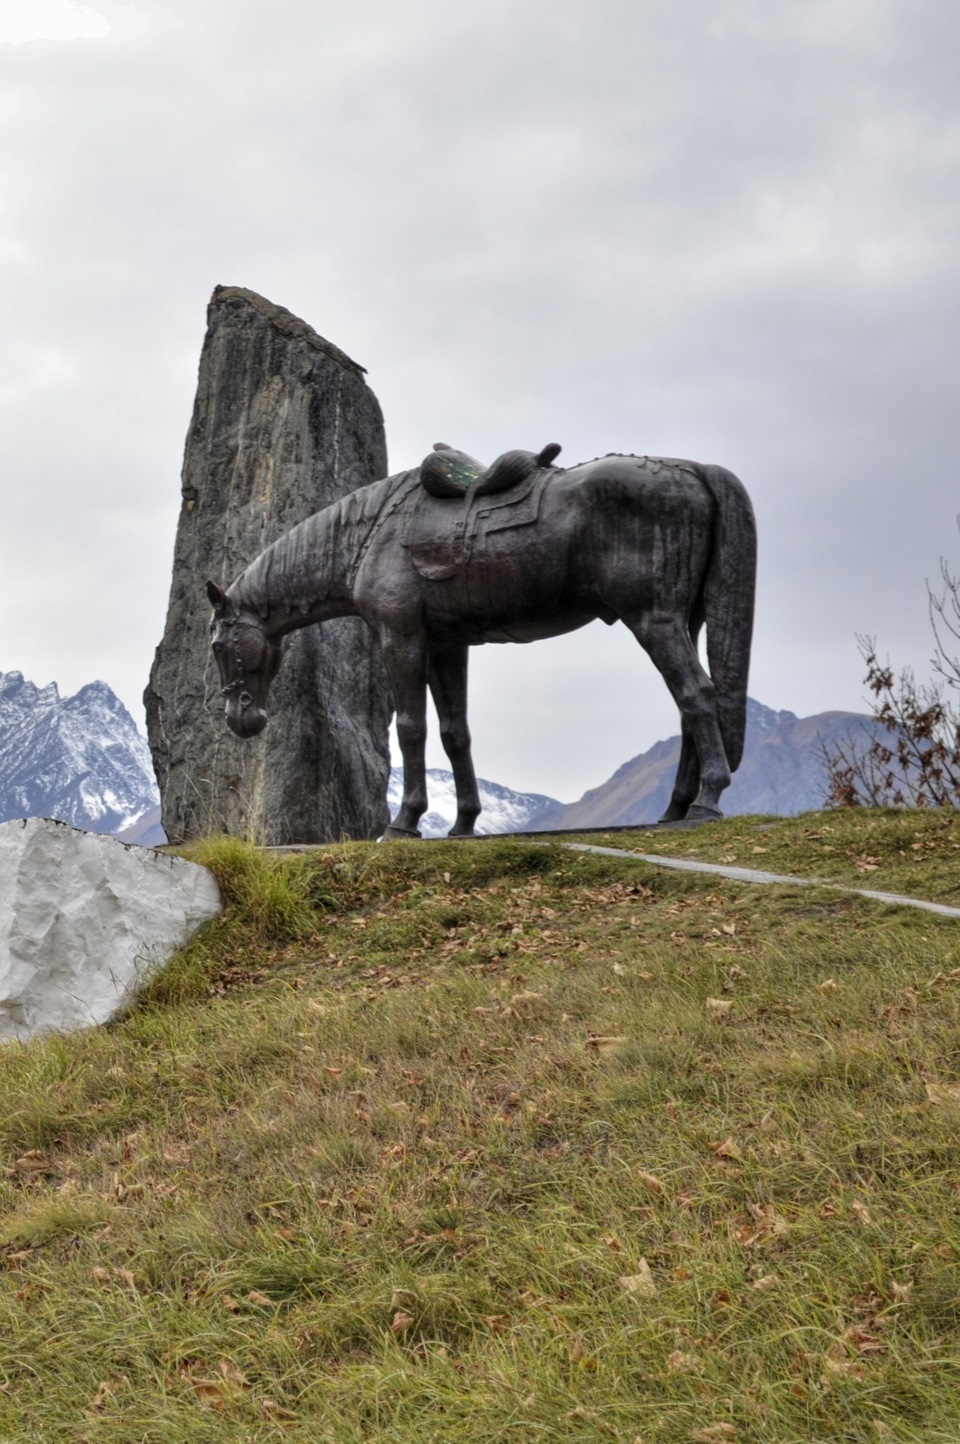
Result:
[563, 842, 960, 919]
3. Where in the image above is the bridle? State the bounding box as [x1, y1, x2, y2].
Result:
[218, 612, 263, 709]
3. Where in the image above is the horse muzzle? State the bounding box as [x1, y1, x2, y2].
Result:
[226, 703, 268, 738]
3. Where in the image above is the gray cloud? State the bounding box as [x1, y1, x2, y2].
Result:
[0, 0, 957, 799]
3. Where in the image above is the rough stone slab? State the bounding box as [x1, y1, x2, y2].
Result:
[0, 818, 221, 1041]
[145, 286, 392, 845]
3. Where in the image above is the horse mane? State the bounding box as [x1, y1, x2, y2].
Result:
[230, 468, 418, 620]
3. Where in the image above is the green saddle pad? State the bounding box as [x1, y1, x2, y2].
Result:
[420, 442, 562, 499]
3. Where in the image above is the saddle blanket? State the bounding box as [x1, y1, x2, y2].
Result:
[403, 466, 549, 584]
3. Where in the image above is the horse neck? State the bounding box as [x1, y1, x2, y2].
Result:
[230, 471, 415, 636]
[232, 499, 354, 637]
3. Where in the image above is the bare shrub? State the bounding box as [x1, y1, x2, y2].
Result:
[822, 532, 960, 809]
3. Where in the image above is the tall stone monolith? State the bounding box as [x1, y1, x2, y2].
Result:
[145, 286, 391, 844]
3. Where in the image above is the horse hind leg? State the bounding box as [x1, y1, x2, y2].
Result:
[658, 614, 704, 822]
[625, 613, 730, 822]
[659, 721, 700, 823]
[428, 643, 481, 837]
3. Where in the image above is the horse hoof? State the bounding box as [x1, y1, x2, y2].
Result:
[382, 824, 422, 841]
[684, 804, 724, 824]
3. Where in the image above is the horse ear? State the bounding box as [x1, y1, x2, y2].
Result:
[537, 442, 562, 467]
[206, 579, 228, 608]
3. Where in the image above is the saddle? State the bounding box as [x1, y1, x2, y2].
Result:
[405, 442, 562, 586]
[420, 441, 562, 499]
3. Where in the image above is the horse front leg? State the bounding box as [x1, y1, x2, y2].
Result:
[428, 642, 481, 837]
[381, 631, 430, 840]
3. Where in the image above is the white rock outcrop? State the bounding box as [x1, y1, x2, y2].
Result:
[0, 817, 221, 1041]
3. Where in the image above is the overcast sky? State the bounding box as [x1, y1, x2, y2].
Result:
[1, 0, 957, 802]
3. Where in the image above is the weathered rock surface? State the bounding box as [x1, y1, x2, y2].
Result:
[0, 818, 221, 1040]
[145, 286, 392, 844]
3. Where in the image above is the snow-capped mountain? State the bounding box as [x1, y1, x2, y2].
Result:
[0, 668, 867, 847]
[388, 768, 560, 838]
[0, 670, 159, 835]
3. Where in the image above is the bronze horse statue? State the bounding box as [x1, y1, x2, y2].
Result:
[207, 444, 756, 837]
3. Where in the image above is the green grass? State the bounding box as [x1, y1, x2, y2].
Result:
[574, 807, 960, 906]
[1, 819, 960, 1440]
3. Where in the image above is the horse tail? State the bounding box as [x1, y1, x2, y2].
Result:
[698, 465, 756, 773]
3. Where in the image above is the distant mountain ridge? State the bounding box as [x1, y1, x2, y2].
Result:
[0, 671, 873, 843]
[536, 698, 878, 829]
[0, 670, 159, 836]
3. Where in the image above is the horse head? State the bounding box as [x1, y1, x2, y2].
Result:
[206, 580, 283, 738]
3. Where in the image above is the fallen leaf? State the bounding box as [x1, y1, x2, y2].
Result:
[88, 1380, 113, 1410]
[711, 1136, 743, 1161]
[736, 1203, 787, 1246]
[926, 1082, 960, 1108]
[586, 1034, 629, 1054]
[569, 1336, 598, 1369]
[851, 1199, 872, 1224]
[817, 978, 839, 995]
[217, 1359, 249, 1388]
[391, 1310, 415, 1334]
[666, 1349, 700, 1373]
[751, 1273, 779, 1291]
[14, 1152, 50, 1174]
[260, 1398, 297, 1421]
[638, 1169, 664, 1195]
[844, 1324, 886, 1355]
[619, 1259, 657, 1297]
[691, 1426, 736, 1443]
[390, 1288, 418, 1312]
[706, 998, 733, 1019]
[823, 1353, 864, 1380]
[927, 968, 960, 989]
[246, 1289, 272, 1307]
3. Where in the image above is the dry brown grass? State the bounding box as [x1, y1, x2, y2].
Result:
[0, 824, 959, 1440]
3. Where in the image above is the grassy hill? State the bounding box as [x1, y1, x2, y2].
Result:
[2, 811, 960, 1441]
